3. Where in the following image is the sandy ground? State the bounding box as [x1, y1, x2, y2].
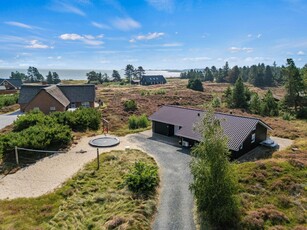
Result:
[0, 133, 141, 199]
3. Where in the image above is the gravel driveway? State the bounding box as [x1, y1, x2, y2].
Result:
[0, 110, 22, 130]
[128, 131, 195, 230]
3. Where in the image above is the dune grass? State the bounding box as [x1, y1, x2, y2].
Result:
[0, 149, 158, 229]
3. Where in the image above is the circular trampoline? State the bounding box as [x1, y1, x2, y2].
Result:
[89, 136, 120, 148]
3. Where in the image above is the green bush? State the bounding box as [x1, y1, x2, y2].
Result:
[51, 108, 101, 132]
[0, 123, 72, 157]
[211, 96, 221, 108]
[0, 94, 19, 109]
[137, 114, 149, 128]
[124, 100, 137, 112]
[125, 161, 159, 195]
[187, 78, 204, 92]
[13, 110, 53, 131]
[128, 114, 149, 130]
[128, 115, 138, 129]
[153, 89, 166, 95]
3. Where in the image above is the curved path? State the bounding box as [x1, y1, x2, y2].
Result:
[0, 130, 195, 229]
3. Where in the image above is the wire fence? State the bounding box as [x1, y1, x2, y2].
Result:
[7, 147, 67, 167]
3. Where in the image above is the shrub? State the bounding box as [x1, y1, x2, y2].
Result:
[124, 100, 137, 112]
[153, 89, 166, 95]
[211, 96, 221, 108]
[125, 161, 159, 195]
[0, 123, 72, 157]
[137, 114, 149, 128]
[187, 78, 204, 92]
[128, 115, 138, 129]
[13, 110, 53, 132]
[0, 94, 19, 109]
[51, 108, 101, 132]
[128, 114, 149, 130]
[282, 112, 294, 121]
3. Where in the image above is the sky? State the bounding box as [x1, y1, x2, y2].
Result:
[0, 0, 306, 70]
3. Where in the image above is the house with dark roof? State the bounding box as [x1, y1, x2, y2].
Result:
[140, 75, 167, 85]
[0, 79, 22, 90]
[149, 105, 272, 158]
[19, 84, 95, 114]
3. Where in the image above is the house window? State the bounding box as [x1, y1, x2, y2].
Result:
[239, 144, 243, 150]
[70, 103, 76, 108]
[251, 133, 256, 143]
[50, 107, 56, 111]
[81, 102, 90, 107]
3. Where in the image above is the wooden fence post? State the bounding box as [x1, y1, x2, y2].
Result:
[97, 148, 100, 170]
[15, 146, 19, 165]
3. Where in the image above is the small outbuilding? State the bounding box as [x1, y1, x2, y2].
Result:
[140, 75, 166, 85]
[149, 105, 272, 159]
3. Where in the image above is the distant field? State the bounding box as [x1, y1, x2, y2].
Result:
[0, 149, 158, 229]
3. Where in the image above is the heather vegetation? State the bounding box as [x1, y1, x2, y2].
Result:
[0, 149, 159, 229]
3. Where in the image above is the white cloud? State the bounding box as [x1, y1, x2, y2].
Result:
[60, 33, 83, 40]
[91, 21, 110, 29]
[245, 56, 273, 62]
[4, 21, 33, 29]
[147, 0, 174, 12]
[297, 50, 305, 55]
[51, 1, 86, 16]
[229, 46, 253, 53]
[112, 17, 141, 31]
[257, 33, 262, 38]
[183, 57, 211, 62]
[59, 33, 104, 46]
[26, 40, 50, 49]
[161, 43, 183, 47]
[247, 34, 252, 38]
[130, 32, 164, 43]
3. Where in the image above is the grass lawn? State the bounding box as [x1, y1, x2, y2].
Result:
[0, 149, 159, 229]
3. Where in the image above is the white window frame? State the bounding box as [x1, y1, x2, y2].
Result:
[70, 102, 76, 108]
[251, 133, 256, 143]
[50, 106, 56, 111]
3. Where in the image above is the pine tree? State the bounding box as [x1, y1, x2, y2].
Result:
[233, 77, 247, 108]
[52, 72, 61, 84]
[250, 93, 261, 114]
[227, 65, 240, 84]
[260, 90, 279, 116]
[46, 71, 53, 84]
[190, 108, 239, 229]
[283, 59, 305, 112]
[264, 65, 274, 86]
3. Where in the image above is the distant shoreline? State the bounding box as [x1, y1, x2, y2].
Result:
[0, 69, 181, 80]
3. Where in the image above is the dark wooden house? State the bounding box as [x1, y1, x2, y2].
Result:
[0, 79, 22, 90]
[140, 75, 166, 85]
[149, 105, 272, 159]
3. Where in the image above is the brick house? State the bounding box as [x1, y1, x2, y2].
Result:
[19, 84, 95, 114]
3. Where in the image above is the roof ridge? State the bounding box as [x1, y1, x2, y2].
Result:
[162, 105, 262, 121]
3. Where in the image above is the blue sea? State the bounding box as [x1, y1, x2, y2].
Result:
[0, 68, 181, 80]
